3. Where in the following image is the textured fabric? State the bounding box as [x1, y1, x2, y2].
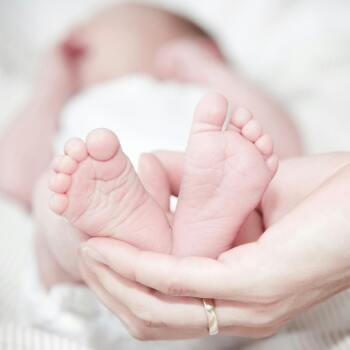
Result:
[0, 323, 91, 350]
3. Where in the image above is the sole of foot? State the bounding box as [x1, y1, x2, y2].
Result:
[49, 128, 172, 253]
[172, 92, 278, 257]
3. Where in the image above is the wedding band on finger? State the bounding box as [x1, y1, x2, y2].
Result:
[202, 298, 219, 335]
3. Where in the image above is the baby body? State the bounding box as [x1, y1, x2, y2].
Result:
[0, 2, 300, 301]
[18, 2, 299, 289]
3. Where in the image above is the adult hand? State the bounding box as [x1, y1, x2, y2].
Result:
[78, 161, 350, 341]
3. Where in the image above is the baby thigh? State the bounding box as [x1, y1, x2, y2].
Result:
[262, 152, 350, 226]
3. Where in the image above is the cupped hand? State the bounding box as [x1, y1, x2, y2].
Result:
[78, 158, 350, 340]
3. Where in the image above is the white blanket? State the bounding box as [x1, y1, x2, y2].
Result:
[55, 77, 206, 163]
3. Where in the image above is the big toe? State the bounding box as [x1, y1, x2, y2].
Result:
[86, 128, 120, 161]
[193, 92, 228, 132]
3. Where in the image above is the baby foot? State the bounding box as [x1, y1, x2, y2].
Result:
[172, 93, 278, 257]
[49, 128, 172, 253]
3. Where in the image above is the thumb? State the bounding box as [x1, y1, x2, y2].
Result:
[138, 153, 171, 211]
[153, 151, 185, 196]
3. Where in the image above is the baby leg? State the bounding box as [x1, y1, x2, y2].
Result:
[155, 38, 302, 159]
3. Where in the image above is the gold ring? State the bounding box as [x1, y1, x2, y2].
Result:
[202, 298, 219, 335]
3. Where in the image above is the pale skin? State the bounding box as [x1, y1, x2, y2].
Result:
[16, 72, 350, 342]
[41, 115, 350, 342]
[2, 2, 302, 288]
[41, 93, 276, 286]
[2, 3, 336, 341]
[78, 156, 350, 340]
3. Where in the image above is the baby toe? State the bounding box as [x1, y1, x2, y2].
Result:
[52, 155, 77, 174]
[64, 138, 88, 162]
[49, 193, 68, 214]
[59, 155, 78, 174]
[231, 107, 253, 128]
[49, 173, 71, 193]
[255, 134, 273, 156]
[242, 119, 262, 142]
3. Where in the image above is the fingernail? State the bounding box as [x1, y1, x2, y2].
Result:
[81, 246, 107, 265]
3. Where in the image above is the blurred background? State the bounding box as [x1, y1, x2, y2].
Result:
[1, 0, 350, 149]
[0, 0, 350, 349]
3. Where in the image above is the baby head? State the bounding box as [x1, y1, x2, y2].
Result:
[63, 2, 222, 88]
